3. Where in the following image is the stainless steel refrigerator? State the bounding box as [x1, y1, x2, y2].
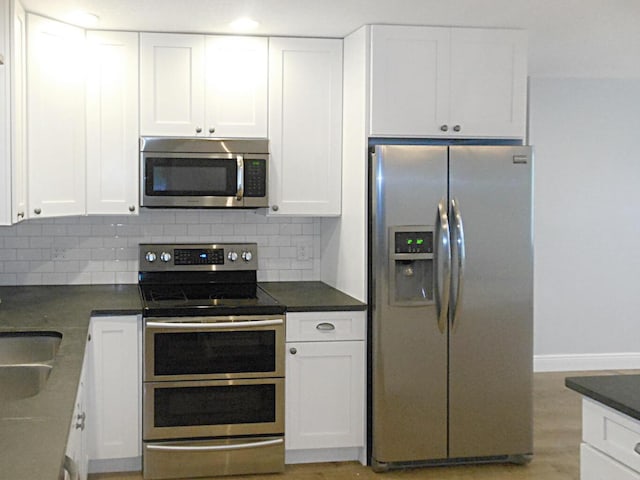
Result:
[369, 144, 533, 470]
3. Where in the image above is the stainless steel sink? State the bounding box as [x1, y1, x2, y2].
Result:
[0, 331, 62, 400]
[0, 364, 54, 400]
[0, 331, 62, 364]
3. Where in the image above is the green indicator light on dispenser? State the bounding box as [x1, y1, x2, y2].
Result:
[407, 239, 413, 245]
[417, 239, 424, 245]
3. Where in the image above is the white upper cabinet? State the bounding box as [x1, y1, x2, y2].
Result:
[0, 0, 25, 225]
[0, 0, 11, 225]
[27, 13, 86, 218]
[10, 0, 26, 224]
[448, 28, 527, 138]
[140, 33, 267, 138]
[268, 37, 343, 216]
[204, 35, 267, 137]
[370, 25, 450, 138]
[86, 30, 139, 215]
[369, 25, 527, 139]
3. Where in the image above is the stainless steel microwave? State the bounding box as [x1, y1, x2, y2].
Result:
[140, 137, 269, 208]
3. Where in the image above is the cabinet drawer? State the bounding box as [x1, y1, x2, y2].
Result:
[286, 311, 365, 342]
[581, 443, 640, 480]
[583, 399, 640, 473]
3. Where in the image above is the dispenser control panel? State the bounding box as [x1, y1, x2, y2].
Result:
[394, 231, 434, 254]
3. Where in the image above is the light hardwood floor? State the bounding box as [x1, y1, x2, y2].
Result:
[91, 370, 630, 480]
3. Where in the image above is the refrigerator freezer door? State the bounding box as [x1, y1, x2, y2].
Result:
[371, 145, 449, 464]
[448, 146, 533, 458]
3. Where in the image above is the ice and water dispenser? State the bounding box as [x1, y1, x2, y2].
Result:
[389, 226, 435, 305]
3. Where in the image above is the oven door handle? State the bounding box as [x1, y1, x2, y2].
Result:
[147, 438, 284, 452]
[145, 319, 284, 329]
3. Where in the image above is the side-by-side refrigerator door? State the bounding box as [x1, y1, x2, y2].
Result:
[448, 145, 533, 459]
[371, 145, 449, 465]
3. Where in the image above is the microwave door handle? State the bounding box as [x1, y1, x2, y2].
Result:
[236, 155, 244, 201]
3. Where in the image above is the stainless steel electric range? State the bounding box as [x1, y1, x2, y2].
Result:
[138, 243, 285, 480]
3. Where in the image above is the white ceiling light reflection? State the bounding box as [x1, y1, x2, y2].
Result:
[229, 17, 259, 32]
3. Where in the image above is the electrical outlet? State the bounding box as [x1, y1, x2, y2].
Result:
[52, 247, 66, 260]
[297, 243, 312, 261]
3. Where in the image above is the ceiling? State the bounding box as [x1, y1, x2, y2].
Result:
[19, 0, 640, 78]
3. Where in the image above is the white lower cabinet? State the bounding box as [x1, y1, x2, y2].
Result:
[285, 311, 366, 464]
[87, 315, 142, 473]
[65, 336, 89, 480]
[580, 399, 640, 479]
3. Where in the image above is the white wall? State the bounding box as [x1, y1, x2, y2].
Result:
[529, 77, 640, 371]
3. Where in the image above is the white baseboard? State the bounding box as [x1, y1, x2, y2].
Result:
[534, 352, 640, 372]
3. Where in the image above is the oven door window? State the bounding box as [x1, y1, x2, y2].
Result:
[155, 383, 275, 427]
[143, 378, 284, 440]
[154, 330, 276, 376]
[144, 157, 236, 196]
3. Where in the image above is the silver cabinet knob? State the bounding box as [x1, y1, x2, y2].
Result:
[195, 126, 202, 133]
[128, 205, 135, 212]
[289, 347, 297, 355]
[17, 211, 24, 219]
[34, 208, 42, 215]
[271, 205, 279, 212]
[209, 127, 215, 134]
[440, 125, 448, 132]
[453, 125, 461, 132]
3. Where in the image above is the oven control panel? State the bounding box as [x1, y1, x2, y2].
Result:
[139, 243, 258, 271]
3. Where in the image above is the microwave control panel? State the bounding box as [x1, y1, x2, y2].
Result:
[244, 159, 267, 197]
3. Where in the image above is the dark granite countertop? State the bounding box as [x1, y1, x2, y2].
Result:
[565, 374, 640, 422]
[0, 284, 141, 480]
[259, 281, 366, 312]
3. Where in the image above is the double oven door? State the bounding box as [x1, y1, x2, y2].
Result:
[142, 314, 285, 479]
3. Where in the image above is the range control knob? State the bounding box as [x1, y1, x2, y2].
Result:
[242, 251, 253, 262]
[145, 252, 157, 263]
[228, 251, 239, 262]
[160, 252, 172, 263]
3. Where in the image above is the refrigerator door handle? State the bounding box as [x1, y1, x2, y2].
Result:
[450, 197, 466, 333]
[435, 198, 451, 334]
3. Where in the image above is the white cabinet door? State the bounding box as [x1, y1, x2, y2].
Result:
[66, 337, 89, 480]
[0, 0, 10, 225]
[139, 33, 205, 136]
[285, 340, 365, 450]
[369, 25, 527, 139]
[449, 28, 527, 138]
[581, 443, 640, 480]
[86, 30, 139, 215]
[269, 37, 342, 216]
[27, 14, 85, 218]
[0, 0, 26, 225]
[370, 25, 450, 137]
[10, 0, 26, 223]
[204, 35, 267, 138]
[88, 315, 141, 461]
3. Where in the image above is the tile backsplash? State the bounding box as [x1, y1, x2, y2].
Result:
[0, 210, 320, 285]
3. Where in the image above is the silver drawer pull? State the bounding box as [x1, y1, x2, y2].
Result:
[635, 442, 640, 455]
[316, 322, 336, 331]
